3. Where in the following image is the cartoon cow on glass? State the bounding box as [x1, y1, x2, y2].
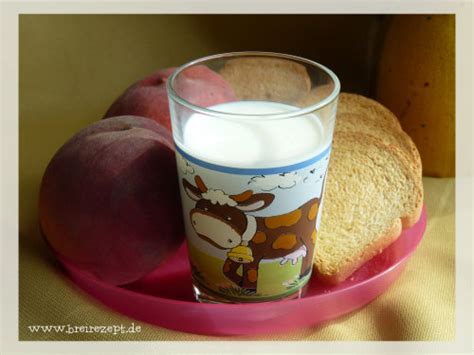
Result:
[182, 175, 320, 292]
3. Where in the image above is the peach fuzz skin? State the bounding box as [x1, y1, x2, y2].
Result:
[39, 116, 184, 285]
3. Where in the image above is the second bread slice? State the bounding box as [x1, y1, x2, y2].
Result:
[337, 93, 402, 130]
[335, 112, 422, 178]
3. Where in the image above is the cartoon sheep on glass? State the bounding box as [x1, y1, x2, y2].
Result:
[182, 175, 320, 292]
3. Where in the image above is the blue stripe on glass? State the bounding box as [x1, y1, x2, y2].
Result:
[175, 144, 332, 175]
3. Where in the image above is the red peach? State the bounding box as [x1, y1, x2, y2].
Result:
[39, 116, 184, 285]
[103, 66, 236, 131]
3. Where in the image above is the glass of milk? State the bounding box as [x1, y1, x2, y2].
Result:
[167, 52, 340, 303]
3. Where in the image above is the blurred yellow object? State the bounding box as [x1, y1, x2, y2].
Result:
[376, 15, 455, 177]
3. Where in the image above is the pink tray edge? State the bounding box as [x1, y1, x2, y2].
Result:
[57, 205, 427, 336]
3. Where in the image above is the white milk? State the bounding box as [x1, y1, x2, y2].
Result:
[175, 100, 333, 301]
[178, 101, 328, 168]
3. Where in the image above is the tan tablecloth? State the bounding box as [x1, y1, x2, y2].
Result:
[19, 177, 454, 340]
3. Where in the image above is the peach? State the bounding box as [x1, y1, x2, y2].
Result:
[103, 66, 236, 130]
[39, 116, 184, 285]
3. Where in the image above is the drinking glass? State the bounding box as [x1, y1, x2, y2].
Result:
[167, 52, 340, 303]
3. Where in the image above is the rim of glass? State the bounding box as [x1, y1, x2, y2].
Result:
[167, 51, 340, 120]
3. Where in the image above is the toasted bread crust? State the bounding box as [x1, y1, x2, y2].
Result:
[335, 112, 422, 176]
[337, 92, 402, 130]
[401, 196, 424, 229]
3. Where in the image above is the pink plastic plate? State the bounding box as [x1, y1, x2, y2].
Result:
[58, 206, 426, 336]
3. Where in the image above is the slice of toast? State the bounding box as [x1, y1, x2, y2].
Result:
[337, 92, 402, 130]
[335, 112, 422, 177]
[315, 132, 423, 284]
[219, 57, 311, 103]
